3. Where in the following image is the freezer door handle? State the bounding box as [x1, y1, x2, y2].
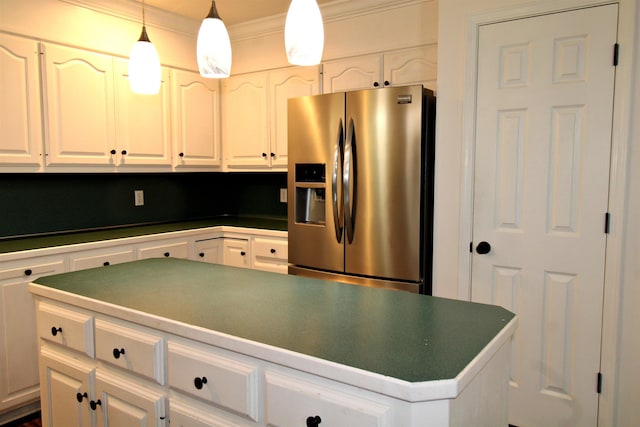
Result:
[344, 117, 357, 244]
[332, 119, 345, 243]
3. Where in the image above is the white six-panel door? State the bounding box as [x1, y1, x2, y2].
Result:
[471, 5, 618, 426]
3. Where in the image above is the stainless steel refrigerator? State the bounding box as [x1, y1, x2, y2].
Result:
[287, 85, 436, 294]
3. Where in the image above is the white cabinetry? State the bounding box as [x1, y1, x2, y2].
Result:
[42, 43, 116, 167]
[322, 45, 437, 93]
[251, 236, 288, 274]
[0, 257, 65, 416]
[222, 67, 319, 170]
[114, 59, 172, 168]
[0, 34, 43, 168]
[193, 237, 224, 264]
[69, 246, 135, 271]
[172, 69, 222, 169]
[136, 239, 189, 260]
[222, 238, 250, 268]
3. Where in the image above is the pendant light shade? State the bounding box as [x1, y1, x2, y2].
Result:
[285, 0, 324, 66]
[197, 1, 232, 78]
[129, 1, 161, 95]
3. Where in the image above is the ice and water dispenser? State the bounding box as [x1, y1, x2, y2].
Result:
[294, 164, 326, 225]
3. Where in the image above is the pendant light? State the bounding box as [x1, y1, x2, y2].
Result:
[128, 0, 161, 95]
[285, 0, 324, 66]
[197, 0, 232, 78]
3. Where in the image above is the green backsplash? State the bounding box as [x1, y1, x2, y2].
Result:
[0, 172, 287, 239]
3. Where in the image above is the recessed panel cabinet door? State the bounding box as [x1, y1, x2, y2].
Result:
[42, 43, 116, 166]
[114, 59, 172, 167]
[0, 34, 43, 166]
[172, 69, 221, 168]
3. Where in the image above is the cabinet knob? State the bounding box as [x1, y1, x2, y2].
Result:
[121, 150, 127, 155]
[112, 348, 126, 359]
[373, 81, 380, 87]
[306, 415, 322, 426]
[240, 251, 246, 256]
[270, 152, 276, 158]
[164, 252, 170, 257]
[110, 149, 116, 155]
[51, 327, 62, 336]
[262, 152, 267, 158]
[384, 80, 390, 86]
[194, 376, 208, 390]
[90, 399, 102, 410]
[76, 392, 88, 403]
[24, 269, 33, 276]
[103, 261, 110, 267]
[199, 252, 205, 258]
[179, 152, 185, 157]
[270, 248, 276, 254]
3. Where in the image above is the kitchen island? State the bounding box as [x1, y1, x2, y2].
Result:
[29, 258, 516, 426]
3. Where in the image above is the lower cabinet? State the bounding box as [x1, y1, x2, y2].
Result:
[35, 298, 398, 427]
[222, 238, 250, 269]
[251, 237, 288, 274]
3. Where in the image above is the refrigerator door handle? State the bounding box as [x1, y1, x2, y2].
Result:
[332, 119, 344, 243]
[344, 117, 357, 244]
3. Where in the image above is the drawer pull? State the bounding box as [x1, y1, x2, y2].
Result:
[270, 248, 276, 254]
[112, 348, 126, 359]
[194, 376, 208, 390]
[51, 327, 62, 336]
[164, 252, 170, 257]
[24, 269, 33, 276]
[306, 415, 322, 426]
[90, 399, 102, 410]
[103, 261, 110, 266]
[240, 251, 246, 256]
[76, 392, 88, 403]
[199, 252, 205, 258]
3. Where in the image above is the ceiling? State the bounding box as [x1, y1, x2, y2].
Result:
[142, 0, 335, 26]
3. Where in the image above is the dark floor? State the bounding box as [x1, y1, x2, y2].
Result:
[0, 411, 41, 427]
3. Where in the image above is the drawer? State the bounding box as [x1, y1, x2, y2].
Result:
[37, 302, 94, 357]
[95, 318, 164, 384]
[137, 240, 189, 260]
[252, 237, 287, 261]
[265, 370, 391, 427]
[167, 340, 259, 421]
[69, 247, 135, 271]
[0, 258, 65, 282]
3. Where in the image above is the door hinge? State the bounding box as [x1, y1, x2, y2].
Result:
[605, 212, 611, 234]
[597, 372, 603, 394]
[613, 43, 619, 66]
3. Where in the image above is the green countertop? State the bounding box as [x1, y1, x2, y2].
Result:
[32, 258, 515, 384]
[0, 216, 287, 254]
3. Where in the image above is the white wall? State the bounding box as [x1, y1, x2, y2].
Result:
[435, 0, 639, 424]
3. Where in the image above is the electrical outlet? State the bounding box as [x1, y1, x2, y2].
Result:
[280, 188, 288, 203]
[134, 190, 144, 206]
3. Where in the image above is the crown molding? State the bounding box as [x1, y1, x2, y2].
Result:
[59, 0, 433, 41]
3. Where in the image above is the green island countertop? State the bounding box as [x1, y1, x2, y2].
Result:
[0, 216, 287, 254]
[31, 258, 515, 386]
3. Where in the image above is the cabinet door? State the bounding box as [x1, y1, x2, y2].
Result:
[269, 67, 320, 168]
[222, 239, 250, 268]
[95, 370, 167, 427]
[42, 43, 116, 166]
[383, 45, 437, 89]
[193, 238, 223, 264]
[39, 347, 94, 427]
[114, 59, 172, 167]
[0, 34, 43, 167]
[251, 236, 288, 274]
[170, 396, 250, 427]
[322, 55, 382, 93]
[222, 72, 270, 168]
[0, 258, 65, 413]
[172, 70, 221, 168]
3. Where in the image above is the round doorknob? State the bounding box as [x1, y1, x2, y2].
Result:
[476, 241, 491, 254]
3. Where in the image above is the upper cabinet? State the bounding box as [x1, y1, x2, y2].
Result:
[42, 43, 117, 167]
[322, 45, 437, 93]
[222, 66, 320, 171]
[172, 69, 222, 169]
[114, 59, 172, 168]
[0, 34, 43, 169]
